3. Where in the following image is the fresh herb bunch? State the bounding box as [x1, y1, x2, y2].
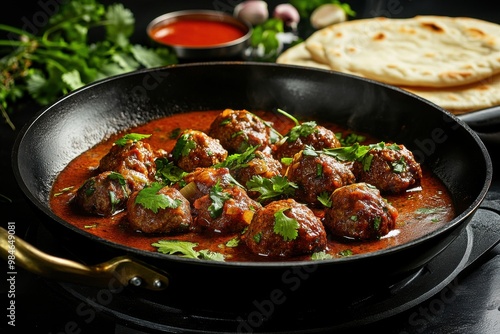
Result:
[0, 0, 177, 130]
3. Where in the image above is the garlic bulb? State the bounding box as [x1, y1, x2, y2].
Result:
[273, 3, 300, 30]
[310, 4, 347, 29]
[234, 1, 269, 26]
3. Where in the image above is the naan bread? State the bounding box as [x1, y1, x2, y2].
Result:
[401, 74, 500, 114]
[304, 16, 500, 88]
[276, 41, 500, 114]
[276, 42, 331, 70]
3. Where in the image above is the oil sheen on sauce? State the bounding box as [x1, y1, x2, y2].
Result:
[49, 110, 456, 262]
[150, 19, 245, 46]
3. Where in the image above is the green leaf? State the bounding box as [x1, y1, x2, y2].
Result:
[172, 133, 196, 160]
[61, 69, 84, 90]
[273, 208, 299, 241]
[131, 44, 176, 68]
[104, 3, 135, 47]
[114, 133, 151, 146]
[155, 158, 188, 186]
[317, 192, 332, 208]
[135, 183, 182, 214]
[246, 175, 297, 202]
[214, 145, 258, 170]
[208, 182, 232, 219]
[151, 240, 200, 259]
[311, 251, 333, 260]
[198, 249, 225, 262]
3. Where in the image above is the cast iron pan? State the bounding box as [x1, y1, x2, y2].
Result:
[10, 62, 493, 316]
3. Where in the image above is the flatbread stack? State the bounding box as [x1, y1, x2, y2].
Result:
[276, 16, 500, 114]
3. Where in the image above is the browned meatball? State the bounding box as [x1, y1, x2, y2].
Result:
[323, 183, 398, 240]
[191, 184, 261, 235]
[98, 140, 156, 191]
[352, 143, 422, 194]
[286, 150, 355, 206]
[242, 198, 327, 258]
[274, 124, 341, 161]
[171, 129, 228, 172]
[228, 150, 284, 200]
[73, 171, 130, 216]
[127, 185, 192, 234]
[208, 109, 274, 153]
[180, 167, 236, 202]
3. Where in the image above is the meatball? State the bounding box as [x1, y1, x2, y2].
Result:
[208, 109, 274, 153]
[73, 171, 130, 216]
[352, 143, 422, 194]
[127, 185, 192, 234]
[229, 150, 284, 200]
[98, 140, 156, 191]
[274, 124, 341, 161]
[286, 150, 355, 206]
[191, 184, 261, 235]
[171, 129, 228, 172]
[180, 167, 236, 202]
[323, 183, 398, 240]
[242, 199, 327, 258]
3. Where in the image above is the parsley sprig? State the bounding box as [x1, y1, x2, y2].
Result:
[152, 240, 225, 261]
[0, 0, 177, 130]
[135, 182, 182, 214]
[246, 175, 298, 202]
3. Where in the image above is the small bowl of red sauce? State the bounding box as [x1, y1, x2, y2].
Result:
[147, 10, 252, 60]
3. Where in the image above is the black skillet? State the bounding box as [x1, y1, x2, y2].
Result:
[8, 62, 493, 316]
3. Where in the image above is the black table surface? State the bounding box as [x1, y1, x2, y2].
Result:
[2, 1, 500, 333]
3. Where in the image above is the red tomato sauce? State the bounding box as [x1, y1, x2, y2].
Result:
[49, 110, 456, 262]
[150, 19, 245, 46]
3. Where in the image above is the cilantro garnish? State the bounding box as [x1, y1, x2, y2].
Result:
[311, 251, 333, 260]
[214, 145, 259, 170]
[246, 175, 297, 202]
[114, 133, 151, 146]
[391, 157, 407, 173]
[273, 208, 299, 241]
[338, 249, 354, 257]
[208, 182, 232, 219]
[172, 133, 196, 160]
[151, 240, 225, 261]
[336, 132, 366, 146]
[317, 192, 332, 208]
[276, 108, 317, 142]
[323, 142, 400, 172]
[155, 158, 188, 185]
[135, 183, 182, 213]
[0, 0, 177, 130]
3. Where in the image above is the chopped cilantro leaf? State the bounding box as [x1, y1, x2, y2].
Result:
[246, 175, 297, 202]
[114, 133, 151, 146]
[317, 192, 332, 208]
[151, 240, 200, 258]
[208, 182, 232, 219]
[135, 183, 182, 213]
[311, 251, 333, 260]
[172, 133, 196, 160]
[155, 158, 188, 185]
[273, 208, 299, 241]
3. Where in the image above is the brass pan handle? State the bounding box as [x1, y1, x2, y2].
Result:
[0, 226, 168, 291]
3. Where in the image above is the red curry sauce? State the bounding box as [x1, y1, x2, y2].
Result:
[49, 110, 455, 262]
[150, 19, 246, 47]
